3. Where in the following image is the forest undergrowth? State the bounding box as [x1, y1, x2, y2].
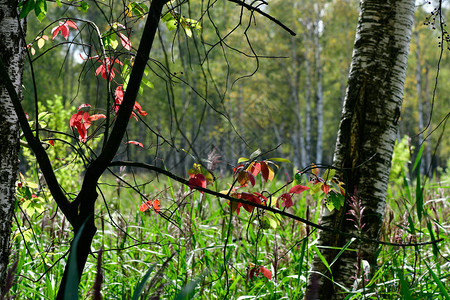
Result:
[6, 150, 450, 299]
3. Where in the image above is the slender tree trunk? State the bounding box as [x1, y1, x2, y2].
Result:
[423, 65, 432, 172]
[0, 1, 26, 292]
[314, 5, 323, 164]
[305, 0, 415, 299]
[414, 30, 426, 174]
[304, 38, 312, 164]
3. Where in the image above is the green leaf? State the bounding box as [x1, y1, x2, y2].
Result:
[34, 0, 47, 22]
[20, 0, 35, 19]
[131, 264, 156, 300]
[182, 24, 192, 37]
[323, 168, 335, 182]
[77, 1, 89, 12]
[238, 157, 249, 163]
[325, 197, 335, 212]
[161, 12, 174, 22]
[328, 192, 344, 210]
[166, 19, 178, 31]
[24, 186, 32, 199]
[142, 77, 154, 89]
[249, 149, 261, 160]
[110, 39, 119, 49]
[268, 157, 291, 163]
[56, 0, 61, 8]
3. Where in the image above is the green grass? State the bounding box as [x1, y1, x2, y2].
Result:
[6, 171, 450, 299]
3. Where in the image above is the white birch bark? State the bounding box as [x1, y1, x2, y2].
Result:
[305, 0, 415, 298]
[0, 0, 26, 289]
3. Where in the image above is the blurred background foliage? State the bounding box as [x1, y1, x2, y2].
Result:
[21, 0, 449, 179]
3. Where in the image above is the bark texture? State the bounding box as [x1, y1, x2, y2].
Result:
[305, 0, 415, 299]
[0, 0, 26, 291]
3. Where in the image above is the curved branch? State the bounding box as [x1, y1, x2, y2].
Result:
[109, 160, 443, 248]
[226, 0, 296, 36]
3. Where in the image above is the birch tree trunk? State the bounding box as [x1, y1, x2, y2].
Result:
[305, 0, 415, 298]
[0, 0, 26, 291]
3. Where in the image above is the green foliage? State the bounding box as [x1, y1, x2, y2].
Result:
[9, 168, 449, 299]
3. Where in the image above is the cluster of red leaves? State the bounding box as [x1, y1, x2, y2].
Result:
[96, 57, 123, 81]
[139, 199, 161, 214]
[69, 104, 106, 142]
[51, 20, 77, 40]
[114, 85, 147, 120]
[233, 161, 274, 187]
[247, 265, 272, 281]
[309, 164, 345, 196]
[276, 184, 309, 209]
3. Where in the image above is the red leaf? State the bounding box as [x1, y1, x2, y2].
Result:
[95, 57, 122, 81]
[133, 101, 147, 117]
[321, 184, 330, 194]
[51, 20, 77, 40]
[260, 161, 274, 182]
[248, 162, 261, 177]
[240, 192, 261, 213]
[260, 161, 269, 182]
[152, 199, 161, 213]
[259, 266, 272, 280]
[277, 193, 293, 209]
[65, 20, 77, 30]
[127, 141, 144, 147]
[48, 140, 54, 146]
[288, 185, 309, 194]
[77, 103, 91, 111]
[189, 173, 206, 192]
[69, 104, 103, 142]
[119, 33, 132, 50]
[139, 199, 160, 214]
[88, 114, 106, 122]
[114, 85, 146, 120]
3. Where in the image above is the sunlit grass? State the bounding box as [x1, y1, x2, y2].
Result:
[6, 171, 449, 299]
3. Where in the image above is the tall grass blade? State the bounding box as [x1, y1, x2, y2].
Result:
[329, 238, 356, 267]
[415, 161, 424, 222]
[174, 274, 205, 300]
[64, 222, 86, 300]
[425, 262, 450, 300]
[394, 265, 413, 300]
[312, 245, 332, 279]
[131, 264, 156, 300]
[426, 221, 439, 258]
[412, 143, 424, 172]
